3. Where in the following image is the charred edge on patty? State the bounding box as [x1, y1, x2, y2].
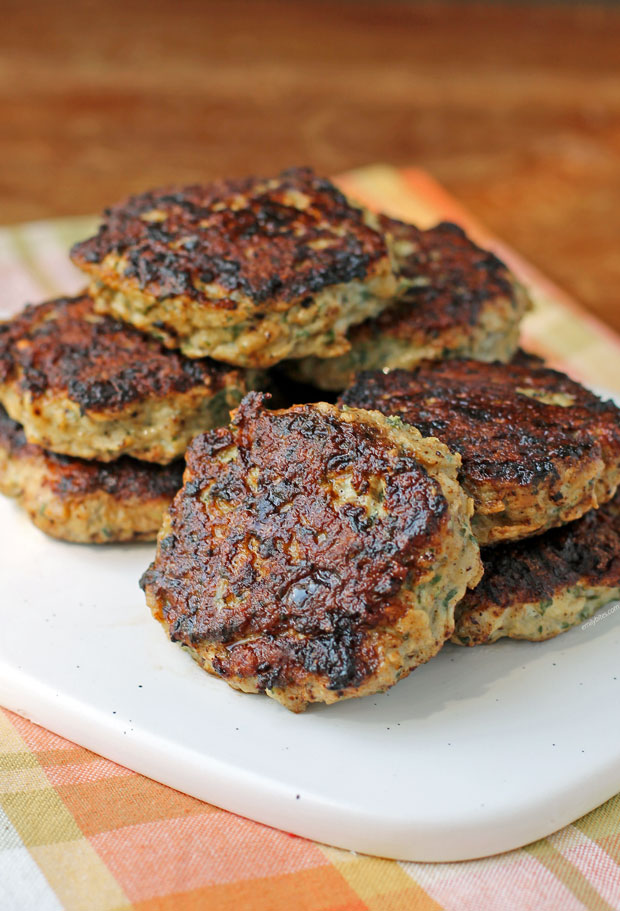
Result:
[0, 407, 183, 500]
[378, 216, 523, 325]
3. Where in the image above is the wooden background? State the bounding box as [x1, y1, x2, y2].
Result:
[1, 0, 619, 332]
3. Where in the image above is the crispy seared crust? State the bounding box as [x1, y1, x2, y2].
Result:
[70, 168, 399, 367]
[142, 393, 481, 711]
[0, 294, 250, 463]
[340, 360, 620, 545]
[453, 491, 620, 645]
[285, 219, 531, 390]
[0, 406, 183, 543]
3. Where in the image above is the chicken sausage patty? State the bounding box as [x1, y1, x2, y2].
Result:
[340, 359, 620, 545]
[141, 393, 482, 711]
[453, 491, 620, 645]
[0, 405, 183, 543]
[0, 294, 250, 463]
[71, 168, 400, 367]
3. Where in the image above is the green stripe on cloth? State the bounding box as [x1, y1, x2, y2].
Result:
[0, 751, 42, 771]
[524, 838, 616, 911]
[574, 794, 620, 865]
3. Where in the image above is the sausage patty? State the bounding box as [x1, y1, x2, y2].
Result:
[0, 294, 250, 463]
[141, 393, 482, 711]
[0, 405, 183, 543]
[70, 168, 400, 367]
[339, 359, 620, 545]
[453, 491, 620, 645]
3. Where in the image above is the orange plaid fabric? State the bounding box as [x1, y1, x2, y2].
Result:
[1, 167, 619, 910]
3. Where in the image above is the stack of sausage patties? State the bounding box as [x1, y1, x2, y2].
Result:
[129, 172, 620, 712]
[0, 167, 530, 545]
[5, 165, 619, 714]
[0, 292, 253, 543]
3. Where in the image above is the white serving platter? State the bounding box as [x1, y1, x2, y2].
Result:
[1, 476, 620, 863]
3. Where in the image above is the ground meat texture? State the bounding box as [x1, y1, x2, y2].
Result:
[0, 406, 183, 543]
[142, 393, 482, 711]
[339, 359, 620, 545]
[453, 490, 620, 644]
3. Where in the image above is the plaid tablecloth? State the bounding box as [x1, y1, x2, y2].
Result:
[1, 166, 620, 911]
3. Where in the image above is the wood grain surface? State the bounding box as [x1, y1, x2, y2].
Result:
[1, 0, 618, 332]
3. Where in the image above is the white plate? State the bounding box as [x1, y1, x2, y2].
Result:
[1, 451, 620, 863]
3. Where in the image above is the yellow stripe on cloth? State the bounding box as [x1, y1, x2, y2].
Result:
[321, 845, 442, 911]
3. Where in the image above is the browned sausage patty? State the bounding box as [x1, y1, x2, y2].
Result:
[0, 405, 183, 543]
[286, 218, 530, 390]
[0, 294, 251, 463]
[141, 393, 481, 711]
[70, 168, 399, 367]
[339, 359, 620, 545]
[453, 491, 620, 645]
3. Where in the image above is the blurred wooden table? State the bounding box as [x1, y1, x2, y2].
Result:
[1, 0, 619, 333]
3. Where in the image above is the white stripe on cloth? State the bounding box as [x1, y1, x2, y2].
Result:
[399, 850, 589, 911]
[0, 808, 64, 911]
[18, 221, 91, 300]
[0, 229, 45, 316]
